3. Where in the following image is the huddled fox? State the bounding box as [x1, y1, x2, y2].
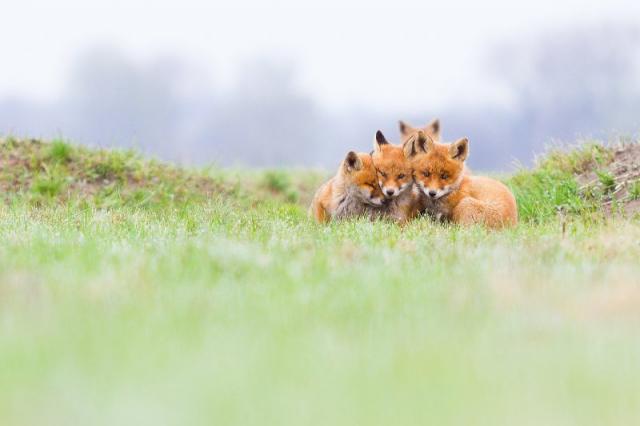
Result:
[309, 119, 518, 229]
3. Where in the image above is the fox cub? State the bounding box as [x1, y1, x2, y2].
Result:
[405, 131, 518, 228]
[309, 151, 386, 223]
[371, 130, 419, 222]
[398, 119, 440, 146]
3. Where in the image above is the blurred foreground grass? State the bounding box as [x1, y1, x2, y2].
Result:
[1, 138, 639, 425]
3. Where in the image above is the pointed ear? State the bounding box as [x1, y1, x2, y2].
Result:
[423, 131, 436, 152]
[403, 131, 435, 158]
[449, 137, 469, 161]
[373, 130, 389, 152]
[398, 120, 415, 136]
[344, 151, 363, 172]
[403, 130, 426, 158]
[403, 136, 416, 158]
[423, 119, 440, 140]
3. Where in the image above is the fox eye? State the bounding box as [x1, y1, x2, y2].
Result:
[379, 171, 387, 178]
[423, 171, 430, 177]
[441, 173, 449, 180]
[397, 174, 406, 179]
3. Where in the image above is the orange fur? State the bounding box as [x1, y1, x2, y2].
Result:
[371, 131, 422, 223]
[309, 151, 386, 223]
[398, 119, 440, 147]
[406, 132, 518, 229]
[400, 119, 472, 176]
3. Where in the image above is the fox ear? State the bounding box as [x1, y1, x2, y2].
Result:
[403, 138, 415, 158]
[424, 119, 440, 140]
[403, 131, 435, 158]
[450, 137, 469, 161]
[403, 130, 426, 158]
[398, 120, 415, 136]
[344, 151, 363, 172]
[373, 130, 389, 152]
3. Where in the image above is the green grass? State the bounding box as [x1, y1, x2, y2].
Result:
[629, 180, 640, 200]
[261, 170, 300, 203]
[0, 138, 226, 208]
[596, 170, 616, 193]
[1, 137, 640, 425]
[539, 142, 614, 175]
[48, 139, 73, 163]
[504, 142, 623, 223]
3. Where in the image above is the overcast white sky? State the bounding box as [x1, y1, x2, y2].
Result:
[2, 0, 639, 110]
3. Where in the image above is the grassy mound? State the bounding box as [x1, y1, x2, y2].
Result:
[2, 136, 639, 223]
[0, 137, 326, 209]
[0, 137, 224, 207]
[507, 139, 640, 222]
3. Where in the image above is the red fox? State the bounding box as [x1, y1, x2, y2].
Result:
[399, 119, 471, 177]
[372, 130, 423, 223]
[405, 131, 518, 228]
[309, 151, 386, 223]
[398, 119, 440, 147]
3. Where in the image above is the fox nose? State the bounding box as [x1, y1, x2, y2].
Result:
[428, 190, 437, 198]
[385, 189, 395, 197]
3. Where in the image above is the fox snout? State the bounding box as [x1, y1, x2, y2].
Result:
[421, 186, 447, 200]
[384, 187, 399, 198]
[382, 182, 412, 199]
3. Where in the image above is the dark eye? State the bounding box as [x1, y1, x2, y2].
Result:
[441, 173, 449, 180]
[423, 171, 431, 177]
[397, 174, 405, 179]
[379, 171, 387, 178]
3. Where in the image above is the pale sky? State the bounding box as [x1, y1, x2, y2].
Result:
[2, 0, 639, 110]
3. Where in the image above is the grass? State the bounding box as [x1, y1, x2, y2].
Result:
[48, 139, 73, 163]
[629, 180, 640, 200]
[261, 170, 300, 203]
[538, 142, 614, 175]
[0, 137, 226, 208]
[596, 170, 616, 193]
[1, 137, 640, 425]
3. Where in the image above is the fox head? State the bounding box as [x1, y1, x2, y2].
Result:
[404, 131, 469, 200]
[398, 119, 440, 149]
[341, 151, 386, 206]
[371, 130, 413, 199]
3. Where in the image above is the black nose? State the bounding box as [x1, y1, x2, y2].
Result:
[428, 190, 437, 198]
[386, 189, 395, 196]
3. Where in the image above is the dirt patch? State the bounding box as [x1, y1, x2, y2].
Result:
[575, 143, 640, 217]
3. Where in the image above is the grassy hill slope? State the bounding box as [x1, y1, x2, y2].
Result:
[1, 137, 639, 425]
[2, 136, 639, 221]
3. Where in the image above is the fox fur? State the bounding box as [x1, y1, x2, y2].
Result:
[309, 151, 386, 223]
[405, 131, 518, 228]
[371, 130, 423, 223]
[398, 119, 440, 147]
